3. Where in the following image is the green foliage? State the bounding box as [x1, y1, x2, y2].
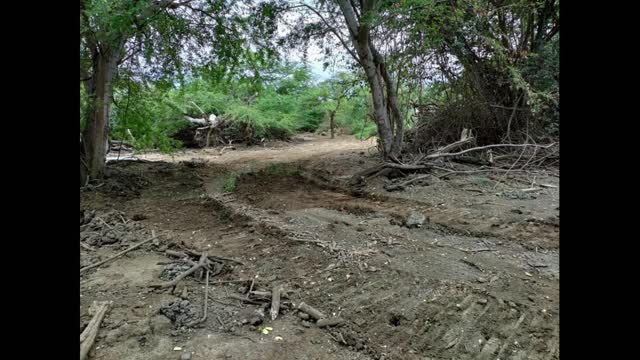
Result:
[105, 62, 373, 151]
[110, 78, 187, 153]
[223, 173, 238, 192]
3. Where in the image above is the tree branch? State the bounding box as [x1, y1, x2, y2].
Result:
[291, 3, 361, 64]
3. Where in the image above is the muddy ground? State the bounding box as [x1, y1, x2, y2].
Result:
[81, 134, 559, 360]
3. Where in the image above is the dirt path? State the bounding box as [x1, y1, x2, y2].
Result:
[134, 134, 376, 169]
[83, 135, 559, 360]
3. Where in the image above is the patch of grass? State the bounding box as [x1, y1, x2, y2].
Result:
[223, 173, 238, 192]
[265, 163, 282, 175]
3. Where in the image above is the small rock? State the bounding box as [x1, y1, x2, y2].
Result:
[238, 308, 264, 326]
[354, 318, 366, 327]
[132, 321, 151, 337]
[405, 211, 427, 228]
[476, 277, 488, 283]
[301, 321, 312, 328]
[132, 214, 147, 221]
[528, 296, 535, 302]
[180, 352, 192, 360]
[477, 299, 488, 305]
[104, 328, 123, 344]
[180, 287, 189, 299]
[298, 312, 310, 320]
[150, 315, 173, 334]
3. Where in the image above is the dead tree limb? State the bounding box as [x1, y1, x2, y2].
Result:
[424, 143, 555, 160]
[150, 252, 208, 290]
[80, 301, 112, 360]
[80, 235, 159, 274]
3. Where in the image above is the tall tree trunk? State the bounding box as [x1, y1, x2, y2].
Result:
[330, 111, 336, 139]
[336, 0, 402, 160]
[81, 50, 119, 184]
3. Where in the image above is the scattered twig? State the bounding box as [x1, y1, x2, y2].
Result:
[216, 315, 225, 328]
[208, 296, 239, 307]
[527, 262, 548, 268]
[208, 279, 251, 285]
[182, 248, 245, 266]
[187, 270, 210, 327]
[459, 259, 484, 272]
[80, 242, 95, 251]
[227, 294, 264, 305]
[247, 278, 256, 299]
[521, 187, 543, 193]
[80, 235, 159, 274]
[96, 217, 113, 229]
[458, 248, 495, 253]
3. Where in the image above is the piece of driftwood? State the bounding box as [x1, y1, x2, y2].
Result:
[297, 302, 326, 320]
[80, 301, 112, 360]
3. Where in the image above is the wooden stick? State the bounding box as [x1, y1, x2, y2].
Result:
[270, 284, 282, 321]
[210, 279, 251, 285]
[227, 294, 265, 305]
[208, 295, 239, 307]
[80, 301, 112, 360]
[317, 317, 345, 328]
[246, 278, 256, 299]
[80, 236, 159, 274]
[297, 302, 326, 320]
[183, 249, 245, 266]
[187, 270, 210, 327]
[150, 253, 207, 290]
[250, 290, 290, 299]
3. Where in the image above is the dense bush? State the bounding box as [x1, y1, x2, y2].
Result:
[105, 64, 373, 150]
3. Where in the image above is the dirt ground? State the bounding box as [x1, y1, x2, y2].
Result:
[82, 134, 559, 360]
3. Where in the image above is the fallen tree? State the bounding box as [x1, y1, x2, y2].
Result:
[350, 129, 558, 191]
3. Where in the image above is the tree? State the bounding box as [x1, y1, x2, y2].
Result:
[322, 73, 357, 139]
[288, 1, 406, 160]
[80, 0, 277, 185]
